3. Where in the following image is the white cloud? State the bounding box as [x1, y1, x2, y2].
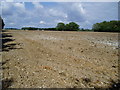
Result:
[55, 19, 63, 23]
[32, 2, 43, 9]
[11, 0, 119, 2]
[60, 2, 86, 22]
[22, 25, 36, 27]
[2, 2, 118, 29]
[48, 8, 67, 18]
[9, 22, 14, 25]
[2, 2, 26, 16]
[14, 3, 25, 9]
[39, 21, 46, 24]
[6, 0, 14, 2]
[72, 3, 86, 14]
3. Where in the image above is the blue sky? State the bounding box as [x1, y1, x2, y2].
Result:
[1, 2, 118, 29]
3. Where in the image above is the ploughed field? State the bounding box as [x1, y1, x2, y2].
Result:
[1, 30, 119, 88]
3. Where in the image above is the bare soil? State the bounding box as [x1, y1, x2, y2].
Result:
[1, 30, 119, 88]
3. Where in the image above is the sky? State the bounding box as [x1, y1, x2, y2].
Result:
[1, 2, 118, 29]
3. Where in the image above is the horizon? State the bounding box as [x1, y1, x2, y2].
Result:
[1, 2, 118, 29]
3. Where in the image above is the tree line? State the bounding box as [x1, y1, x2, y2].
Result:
[21, 27, 56, 30]
[92, 20, 120, 32]
[21, 21, 120, 32]
[1, 16, 119, 32]
[21, 22, 79, 31]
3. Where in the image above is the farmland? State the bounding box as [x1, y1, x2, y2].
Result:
[1, 30, 119, 88]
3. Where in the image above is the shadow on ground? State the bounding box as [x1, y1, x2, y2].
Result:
[108, 80, 120, 90]
[1, 78, 14, 89]
[1, 30, 22, 52]
[0, 30, 22, 89]
[0, 59, 10, 70]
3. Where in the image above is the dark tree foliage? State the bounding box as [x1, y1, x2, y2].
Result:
[92, 20, 120, 32]
[79, 28, 93, 31]
[22, 27, 38, 30]
[66, 22, 79, 31]
[21, 27, 56, 31]
[5, 28, 19, 30]
[56, 22, 66, 31]
[22, 22, 79, 31]
[0, 16, 5, 29]
[56, 22, 79, 31]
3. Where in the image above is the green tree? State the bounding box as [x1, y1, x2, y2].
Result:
[56, 22, 66, 31]
[65, 22, 79, 31]
[92, 20, 120, 32]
